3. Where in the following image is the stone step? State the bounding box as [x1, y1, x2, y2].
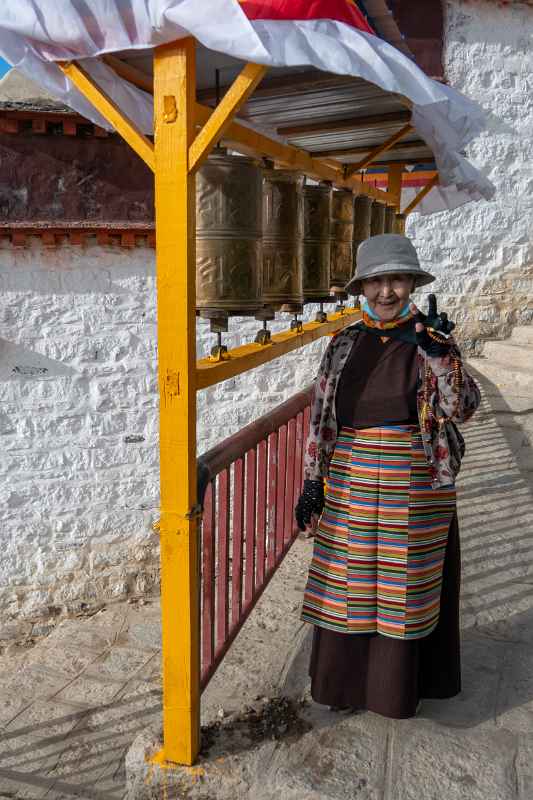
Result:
[482, 341, 533, 372]
[467, 357, 533, 395]
[511, 326, 533, 346]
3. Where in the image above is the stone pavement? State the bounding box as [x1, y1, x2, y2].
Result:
[1, 361, 533, 799]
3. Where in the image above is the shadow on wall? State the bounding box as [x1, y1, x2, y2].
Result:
[0, 336, 76, 381]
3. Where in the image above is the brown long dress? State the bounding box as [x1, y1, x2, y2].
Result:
[308, 329, 461, 719]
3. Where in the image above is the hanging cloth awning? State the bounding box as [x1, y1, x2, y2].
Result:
[0, 0, 495, 214]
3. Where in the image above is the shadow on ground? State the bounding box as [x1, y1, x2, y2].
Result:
[1, 370, 533, 799]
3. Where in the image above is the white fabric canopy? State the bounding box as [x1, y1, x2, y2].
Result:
[0, 0, 495, 214]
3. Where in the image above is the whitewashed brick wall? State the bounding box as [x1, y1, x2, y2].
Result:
[0, 239, 327, 636]
[1, 0, 532, 635]
[407, 0, 533, 350]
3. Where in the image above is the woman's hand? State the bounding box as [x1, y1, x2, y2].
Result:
[295, 479, 325, 532]
[415, 294, 455, 357]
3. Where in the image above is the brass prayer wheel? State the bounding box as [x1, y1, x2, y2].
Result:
[301, 183, 332, 302]
[394, 213, 406, 234]
[262, 169, 304, 309]
[370, 201, 386, 237]
[196, 152, 262, 316]
[330, 189, 354, 293]
[353, 194, 373, 269]
[384, 205, 396, 234]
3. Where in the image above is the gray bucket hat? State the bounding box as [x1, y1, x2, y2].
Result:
[344, 233, 435, 296]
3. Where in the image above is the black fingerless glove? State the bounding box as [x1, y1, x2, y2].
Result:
[415, 294, 455, 357]
[295, 479, 325, 532]
[415, 326, 452, 358]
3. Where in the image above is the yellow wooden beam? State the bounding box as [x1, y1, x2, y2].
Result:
[403, 173, 439, 215]
[58, 60, 155, 172]
[367, 169, 437, 183]
[189, 63, 267, 173]
[197, 309, 361, 390]
[153, 38, 200, 766]
[344, 124, 413, 177]
[102, 54, 154, 94]
[194, 102, 388, 202]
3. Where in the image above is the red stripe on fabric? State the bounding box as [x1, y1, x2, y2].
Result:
[373, 178, 434, 189]
[240, 0, 374, 33]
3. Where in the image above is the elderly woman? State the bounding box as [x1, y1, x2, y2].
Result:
[295, 234, 480, 719]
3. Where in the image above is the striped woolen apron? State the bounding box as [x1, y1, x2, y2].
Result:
[301, 425, 456, 640]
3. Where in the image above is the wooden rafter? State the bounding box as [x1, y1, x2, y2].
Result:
[277, 110, 411, 137]
[309, 138, 428, 159]
[197, 70, 357, 102]
[344, 124, 414, 177]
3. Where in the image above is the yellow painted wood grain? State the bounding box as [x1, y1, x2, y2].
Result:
[153, 38, 200, 766]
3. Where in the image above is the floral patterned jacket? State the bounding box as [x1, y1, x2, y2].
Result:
[303, 324, 481, 489]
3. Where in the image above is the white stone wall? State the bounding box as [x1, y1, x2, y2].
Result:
[0, 239, 326, 635]
[407, 0, 533, 351]
[2, 0, 532, 634]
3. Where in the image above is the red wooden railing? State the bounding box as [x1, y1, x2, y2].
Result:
[197, 386, 313, 690]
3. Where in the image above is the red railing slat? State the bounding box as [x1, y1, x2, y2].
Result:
[255, 439, 267, 590]
[275, 424, 287, 557]
[285, 417, 297, 544]
[201, 481, 216, 671]
[267, 431, 278, 574]
[303, 404, 311, 480]
[231, 457, 245, 629]
[294, 410, 304, 504]
[216, 469, 230, 651]
[244, 447, 257, 611]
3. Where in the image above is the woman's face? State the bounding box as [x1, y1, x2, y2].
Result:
[361, 273, 414, 322]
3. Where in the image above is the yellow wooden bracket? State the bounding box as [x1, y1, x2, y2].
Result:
[196, 309, 361, 390]
[344, 124, 413, 178]
[402, 173, 439, 215]
[58, 60, 155, 172]
[189, 63, 267, 173]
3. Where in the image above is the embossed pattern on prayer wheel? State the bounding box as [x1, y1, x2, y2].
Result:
[262, 169, 304, 307]
[370, 201, 386, 237]
[301, 183, 332, 302]
[196, 153, 262, 315]
[352, 195, 373, 270]
[384, 205, 396, 234]
[330, 189, 354, 292]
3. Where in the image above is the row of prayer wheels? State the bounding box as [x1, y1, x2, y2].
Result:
[195, 152, 404, 324]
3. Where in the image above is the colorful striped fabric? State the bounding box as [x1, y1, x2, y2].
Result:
[301, 425, 456, 640]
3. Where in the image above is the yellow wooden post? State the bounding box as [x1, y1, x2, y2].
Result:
[153, 37, 200, 766]
[387, 163, 404, 211]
